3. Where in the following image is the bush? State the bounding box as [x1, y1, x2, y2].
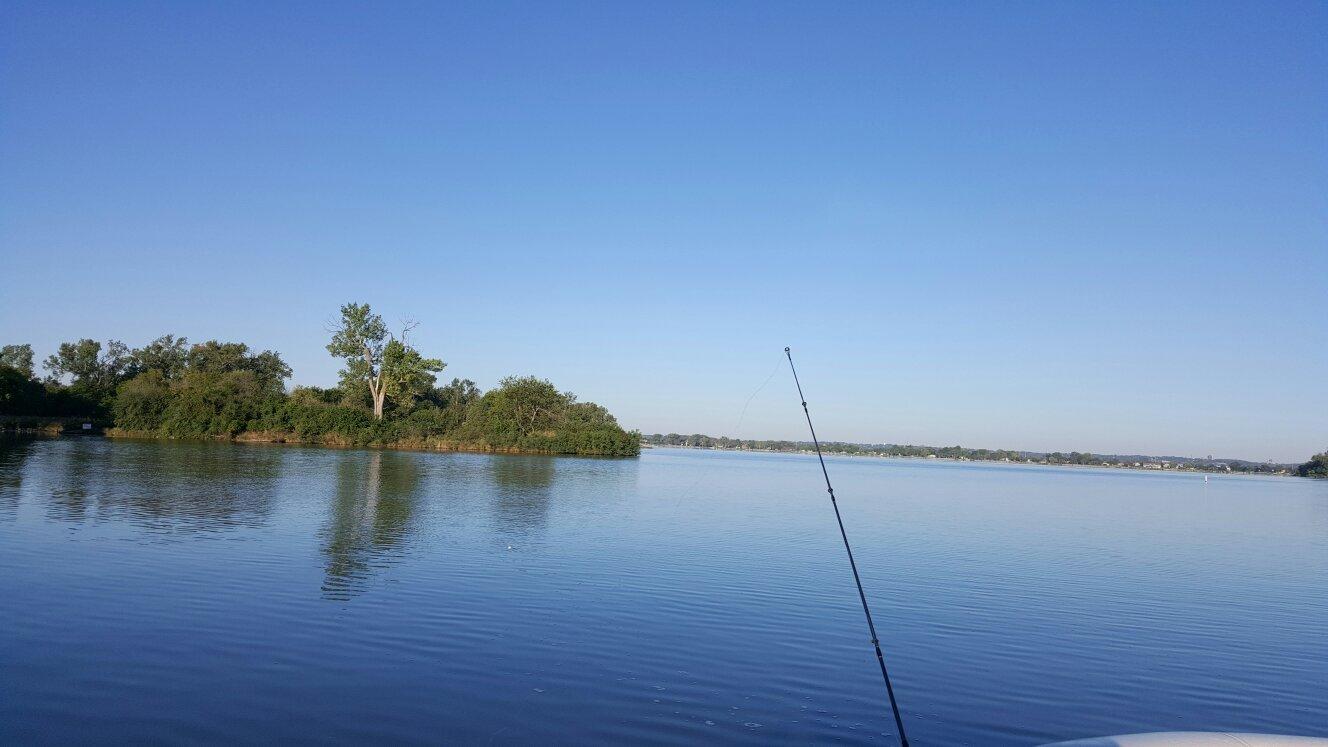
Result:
[1298, 451, 1328, 478]
[450, 376, 639, 456]
[113, 371, 173, 430]
[158, 370, 278, 438]
[14, 336, 638, 457]
[0, 366, 47, 416]
[0, 365, 101, 417]
[282, 403, 376, 443]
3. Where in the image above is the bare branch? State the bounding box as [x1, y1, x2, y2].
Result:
[398, 318, 420, 343]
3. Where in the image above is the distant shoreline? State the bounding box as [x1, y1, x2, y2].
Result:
[641, 436, 1298, 477]
[647, 444, 1298, 477]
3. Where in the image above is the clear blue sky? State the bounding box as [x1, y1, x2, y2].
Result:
[2, 2, 1324, 462]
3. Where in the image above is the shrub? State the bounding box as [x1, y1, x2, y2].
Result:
[1298, 451, 1328, 478]
[113, 371, 173, 430]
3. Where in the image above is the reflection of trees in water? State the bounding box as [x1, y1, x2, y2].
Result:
[120, 442, 280, 529]
[34, 440, 280, 530]
[489, 456, 556, 537]
[322, 451, 422, 600]
[43, 439, 98, 523]
[0, 438, 36, 519]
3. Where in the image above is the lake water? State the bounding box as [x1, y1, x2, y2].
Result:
[2, 438, 1325, 745]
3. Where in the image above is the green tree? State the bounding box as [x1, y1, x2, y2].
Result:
[328, 303, 389, 419]
[429, 378, 480, 410]
[565, 400, 619, 429]
[380, 337, 445, 412]
[479, 376, 566, 438]
[185, 341, 290, 392]
[1298, 450, 1328, 478]
[0, 344, 34, 377]
[43, 339, 133, 403]
[327, 303, 442, 419]
[131, 335, 189, 381]
[113, 370, 173, 430]
[0, 365, 46, 415]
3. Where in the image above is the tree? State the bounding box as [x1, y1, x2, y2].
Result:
[428, 378, 480, 410]
[327, 303, 443, 420]
[0, 344, 34, 377]
[162, 367, 276, 438]
[43, 339, 132, 392]
[1298, 450, 1328, 478]
[0, 365, 46, 415]
[186, 341, 290, 392]
[380, 337, 445, 412]
[113, 369, 173, 430]
[565, 400, 619, 429]
[131, 335, 189, 381]
[328, 303, 389, 418]
[485, 376, 567, 438]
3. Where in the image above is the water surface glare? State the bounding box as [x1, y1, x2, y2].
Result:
[2, 439, 1326, 744]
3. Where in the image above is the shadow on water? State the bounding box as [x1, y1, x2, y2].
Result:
[488, 455, 556, 538]
[322, 451, 423, 600]
[37, 440, 281, 531]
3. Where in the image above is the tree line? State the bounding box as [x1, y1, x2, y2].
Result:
[1298, 451, 1328, 478]
[643, 433, 1318, 476]
[0, 303, 639, 457]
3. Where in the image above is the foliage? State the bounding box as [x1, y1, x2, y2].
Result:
[156, 370, 277, 438]
[327, 303, 443, 419]
[0, 365, 47, 415]
[0, 344, 34, 377]
[327, 302, 388, 371]
[112, 369, 173, 430]
[455, 376, 639, 456]
[427, 378, 481, 410]
[1, 351, 101, 417]
[5, 311, 637, 457]
[289, 385, 344, 407]
[381, 338, 445, 412]
[1297, 451, 1328, 478]
[130, 335, 190, 381]
[414, 378, 480, 433]
[255, 401, 376, 442]
[185, 341, 290, 392]
[466, 376, 566, 440]
[42, 338, 134, 410]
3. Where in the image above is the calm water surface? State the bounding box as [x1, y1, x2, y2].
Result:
[2, 438, 1325, 744]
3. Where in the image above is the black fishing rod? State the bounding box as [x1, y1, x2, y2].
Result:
[785, 346, 910, 747]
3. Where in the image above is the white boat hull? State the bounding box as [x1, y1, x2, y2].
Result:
[1048, 733, 1328, 746]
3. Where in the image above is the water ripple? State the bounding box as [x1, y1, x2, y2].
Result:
[2, 440, 1325, 744]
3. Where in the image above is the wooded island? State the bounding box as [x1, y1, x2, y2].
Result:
[0, 303, 639, 457]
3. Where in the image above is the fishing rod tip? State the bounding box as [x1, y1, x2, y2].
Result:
[784, 346, 790, 353]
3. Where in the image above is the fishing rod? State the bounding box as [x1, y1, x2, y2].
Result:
[785, 346, 910, 747]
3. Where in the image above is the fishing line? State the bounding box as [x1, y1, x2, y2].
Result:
[784, 346, 910, 747]
[733, 355, 785, 436]
[562, 354, 788, 539]
[667, 352, 787, 514]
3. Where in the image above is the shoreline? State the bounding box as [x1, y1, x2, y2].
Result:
[0, 416, 107, 436]
[98, 428, 634, 458]
[644, 443, 1297, 478]
[0, 423, 1298, 473]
